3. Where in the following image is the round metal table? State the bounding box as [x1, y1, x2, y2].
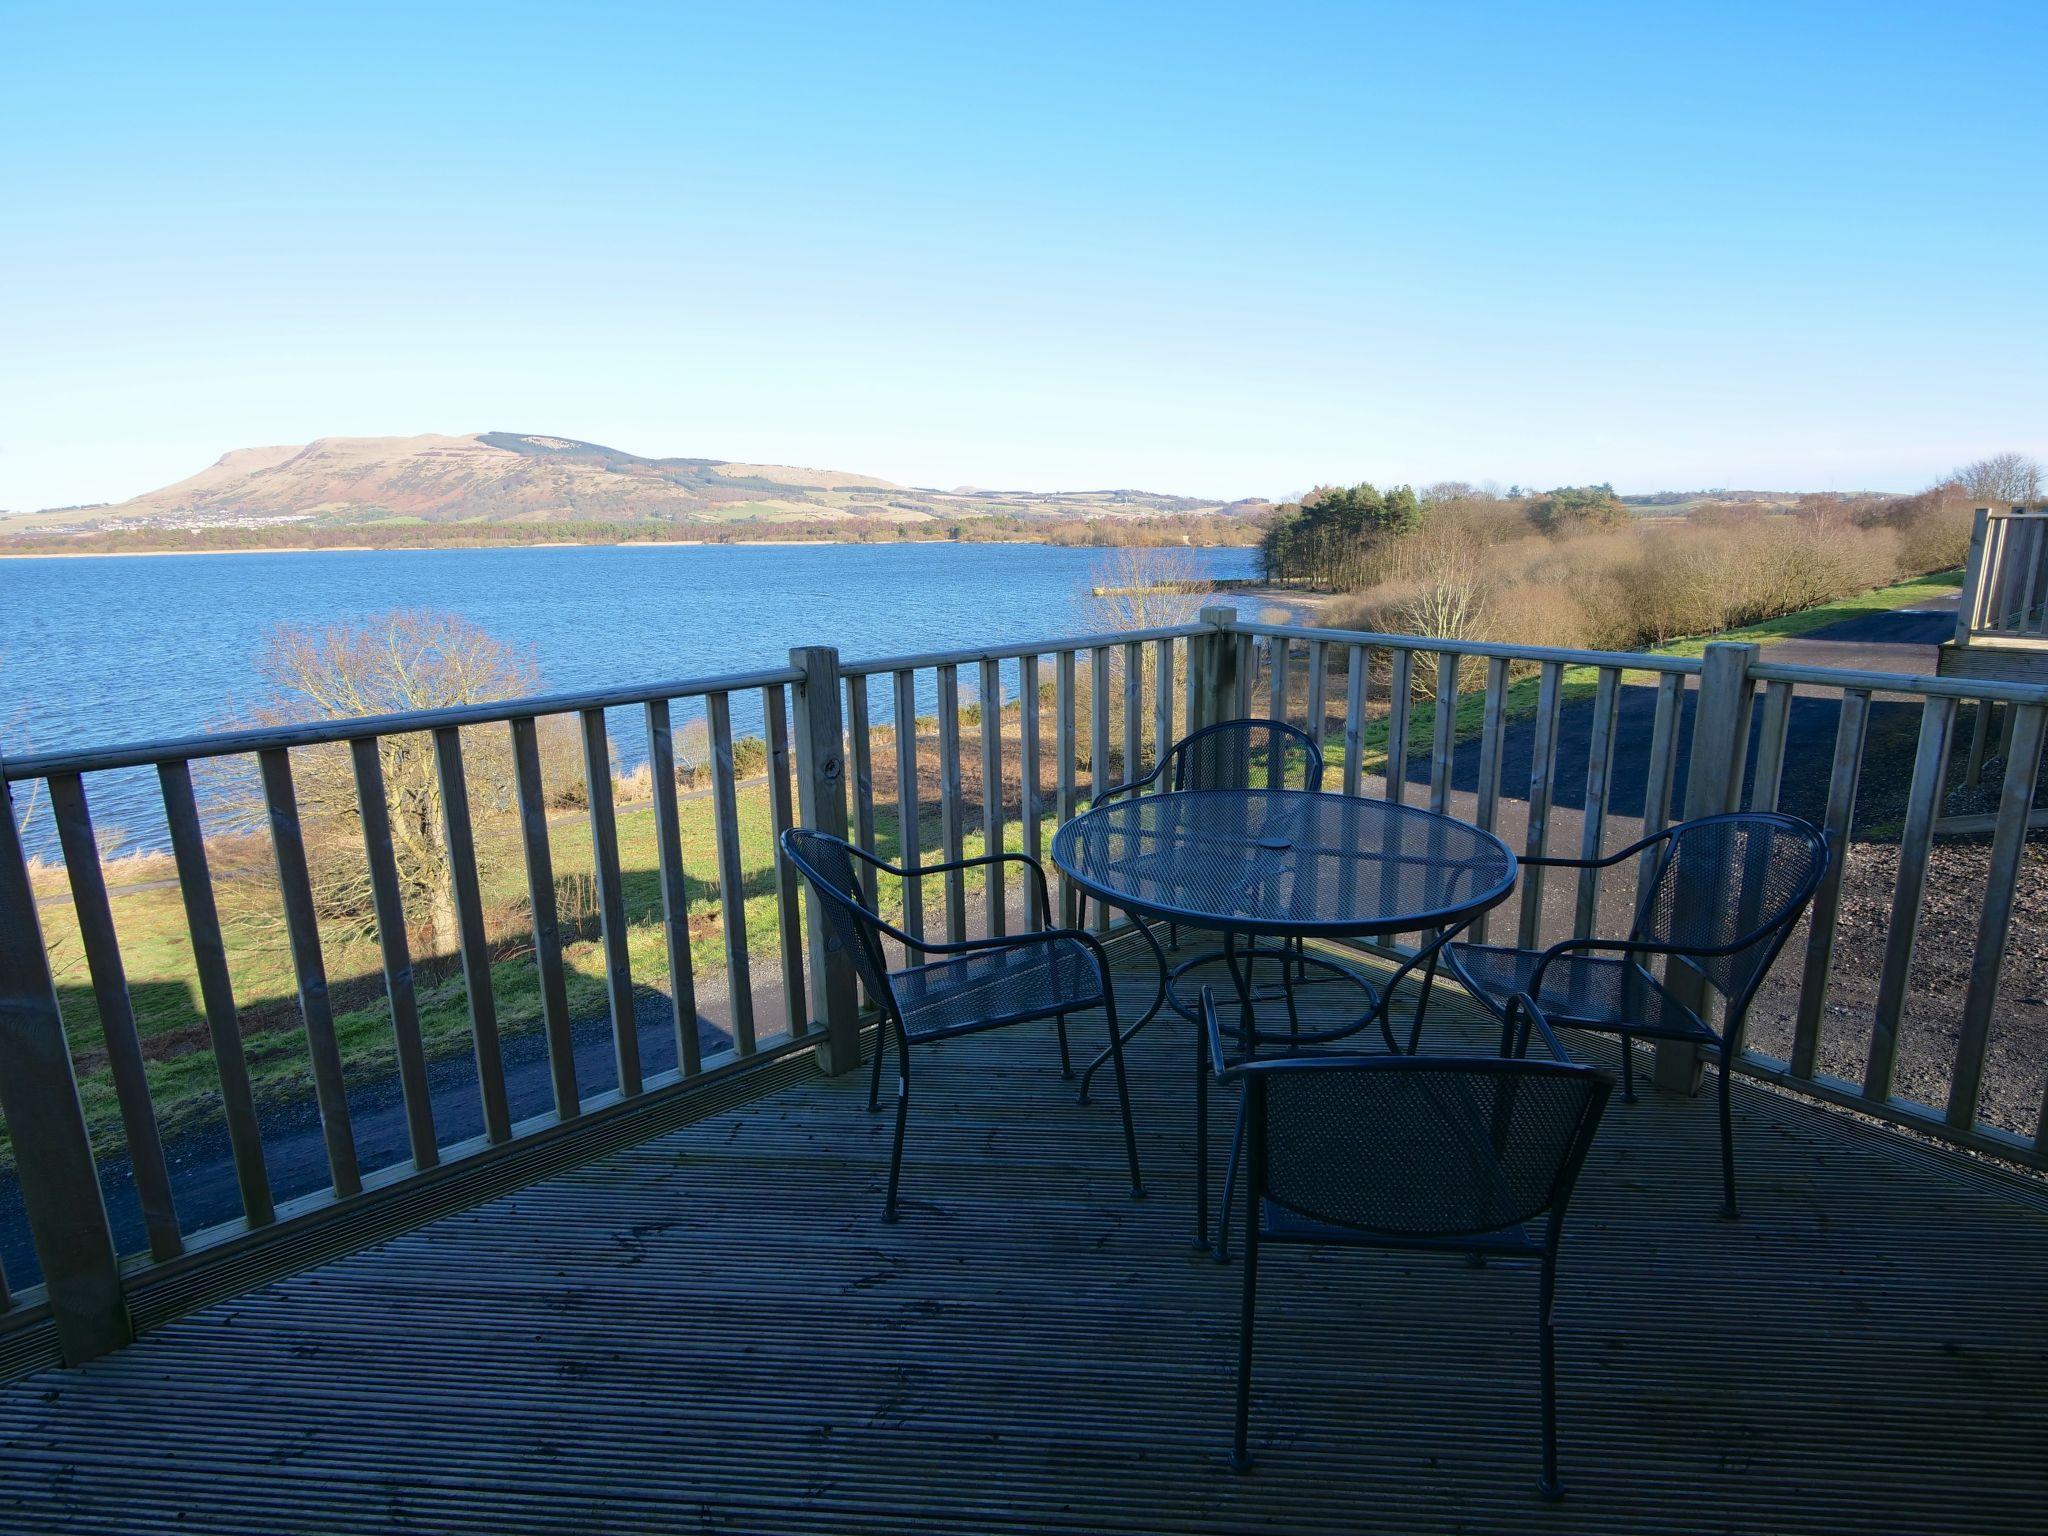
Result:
[1054, 786, 1517, 1038]
[1052, 787, 1518, 1251]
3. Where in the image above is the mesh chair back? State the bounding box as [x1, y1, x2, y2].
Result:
[1629, 813, 1828, 1005]
[1168, 719, 1324, 794]
[1258, 1058, 1609, 1238]
[779, 828, 896, 1008]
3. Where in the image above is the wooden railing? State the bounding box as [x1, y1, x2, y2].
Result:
[1956, 505, 2048, 642]
[3, 610, 2044, 1367]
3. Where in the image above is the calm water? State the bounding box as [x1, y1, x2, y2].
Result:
[1, 542, 1256, 857]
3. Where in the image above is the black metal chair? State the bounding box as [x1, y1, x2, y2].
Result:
[1092, 717, 1326, 808]
[779, 827, 1143, 1222]
[1204, 986, 1611, 1499]
[1078, 716, 1324, 957]
[1443, 810, 1828, 1218]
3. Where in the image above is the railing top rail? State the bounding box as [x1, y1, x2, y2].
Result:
[1229, 619, 1707, 675]
[1748, 658, 2048, 704]
[2, 663, 806, 781]
[839, 621, 1209, 678]
[1981, 504, 2048, 518]
[15, 602, 2048, 783]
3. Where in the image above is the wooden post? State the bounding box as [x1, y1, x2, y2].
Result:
[1954, 507, 1991, 643]
[1198, 606, 1240, 731]
[790, 647, 861, 1075]
[1653, 641, 1758, 1093]
[0, 767, 132, 1362]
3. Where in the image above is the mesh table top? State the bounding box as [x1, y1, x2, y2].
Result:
[1051, 788, 1517, 938]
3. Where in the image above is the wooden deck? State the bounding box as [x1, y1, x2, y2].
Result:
[4, 945, 2047, 1535]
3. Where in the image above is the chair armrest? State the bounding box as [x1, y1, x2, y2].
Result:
[1505, 991, 1572, 1063]
[890, 923, 1107, 966]
[840, 845, 1055, 934]
[1090, 766, 1162, 807]
[1200, 987, 1232, 1081]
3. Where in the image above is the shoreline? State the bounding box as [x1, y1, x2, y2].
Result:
[0, 536, 1257, 560]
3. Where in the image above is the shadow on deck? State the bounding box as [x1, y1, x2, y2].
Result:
[3, 945, 2046, 1534]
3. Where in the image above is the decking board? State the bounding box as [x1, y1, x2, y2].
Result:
[3, 947, 2045, 1535]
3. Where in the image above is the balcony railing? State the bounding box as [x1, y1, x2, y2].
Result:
[1955, 504, 2048, 643]
[2, 608, 2044, 1370]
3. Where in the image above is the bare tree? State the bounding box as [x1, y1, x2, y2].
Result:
[1085, 545, 1213, 632]
[231, 611, 550, 952]
[0, 651, 44, 847]
[1950, 453, 2043, 506]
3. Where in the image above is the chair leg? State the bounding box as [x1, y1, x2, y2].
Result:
[1538, 1247, 1563, 1501]
[1054, 1013, 1074, 1080]
[1102, 992, 1144, 1199]
[883, 1029, 911, 1222]
[1718, 1045, 1738, 1220]
[1232, 1172, 1260, 1472]
[868, 1014, 888, 1112]
[1193, 1020, 1210, 1249]
[1214, 1097, 1248, 1262]
[1619, 1031, 1637, 1103]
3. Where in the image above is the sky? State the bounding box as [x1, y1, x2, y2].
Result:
[2, 1, 2044, 510]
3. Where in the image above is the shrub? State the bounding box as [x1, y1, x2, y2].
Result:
[731, 735, 769, 779]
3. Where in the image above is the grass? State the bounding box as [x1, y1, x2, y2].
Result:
[24, 719, 1048, 1168]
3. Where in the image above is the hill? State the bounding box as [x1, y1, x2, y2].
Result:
[3, 432, 1264, 538]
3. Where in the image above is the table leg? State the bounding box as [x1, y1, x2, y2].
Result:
[1075, 909, 1172, 1104]
[1214, 929, 1257, 1262]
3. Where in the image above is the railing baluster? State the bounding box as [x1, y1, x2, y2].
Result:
[1429, 652, 1459, 815]
[256, 749, 361, 1196]
[1951, 703, 2046, 1130]
[1341, 645, 1366, 797]
[1090, 645, 1112, 799]
[642, 701, 702, 1081]
[765, 685, 808, 1040]
[1384, 649, 1414, 804]
[349, 740, 442, 1160]
[1181, 635, 1198, 738]
[1517, 661, 1565, 950]
[1789, 689, 1871, 1081]
[579, 709, 642, 1095]
[979, 657, 1007, 938]
[1636, 672, 1684, 893]
[509, 719, 579, 1118]
[1153, 638, 1174, 778]
[1306, 640, 1328, 754]
[0, 769, 129, 1360]
[706, 692, 756, 1056]
[48, 774, 182, 1258]
[1122, 641, 1142, 792]
[846, 675, 878, 859]
[936, 663, 968, 943]
[1270, 636, 1291, 729]
[1470, 657, 1510, 943]
[1864, 696, 1956, 1102]
[1088, 647, 1111, 931]
[1019, 654, 1043, 922]
[1056, 650, 1078, 926]
[432, 729, 512, 1141]
[159, 761, 272, 1225]
[891, 669, 924, 953]
[1573, 667, 1621, 938]
[1748, 679, 1794, 812]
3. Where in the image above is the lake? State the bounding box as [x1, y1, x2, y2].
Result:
[0, 541, 1259, 857]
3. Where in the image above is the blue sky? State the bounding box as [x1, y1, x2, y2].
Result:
[2, 1, 2043, 509]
